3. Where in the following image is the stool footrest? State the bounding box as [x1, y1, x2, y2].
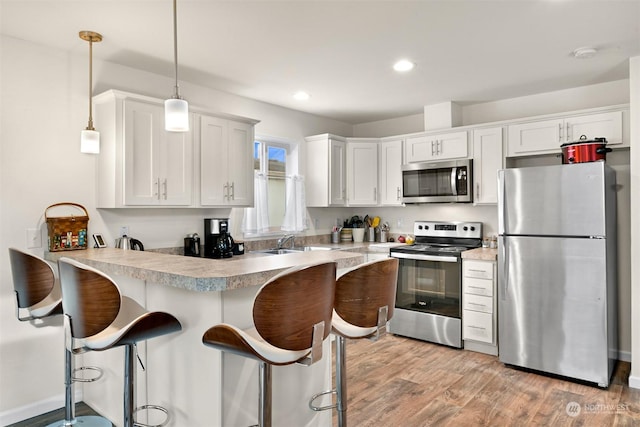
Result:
[133, 404, 170, 427]
[72, 366, 104, 383]
[309, 389, 337, 412]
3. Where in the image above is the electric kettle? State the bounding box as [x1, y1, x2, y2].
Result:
[115, 235, 144, 251]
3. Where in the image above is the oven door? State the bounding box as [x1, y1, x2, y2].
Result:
[391, 252, 461, 319]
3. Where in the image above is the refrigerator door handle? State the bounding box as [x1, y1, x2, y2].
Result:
[499, 236, 508, 301]
[497, 171, 505, 234]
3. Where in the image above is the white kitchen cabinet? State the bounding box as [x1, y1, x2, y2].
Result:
[346, 139, 378, 206]
[472, 127, 503, 205]
[507, 110, 622, 157]
[462, 259, 497, 355]
[305, 134, 347, 207]
[379, 139, 403, 206]
[404, 131, 468, 163]
[200, 115, 255, 207]
[95, 90, 193, 208]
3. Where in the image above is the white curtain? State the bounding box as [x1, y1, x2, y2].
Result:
[282, 174, 306, 232]
[242, 171, 270, 234]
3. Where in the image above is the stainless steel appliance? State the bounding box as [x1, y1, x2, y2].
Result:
[402, 159, 473, 204]
[498, 162, 617, 387]
[184, 233, 201, 257]
[204, 218, 234, 259]
[115, 235, 144, 251]
[389, 221, 482, 347]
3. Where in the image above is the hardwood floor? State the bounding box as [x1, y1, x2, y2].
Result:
[334, 334, 640, 427]
[10, 335, 639, 426]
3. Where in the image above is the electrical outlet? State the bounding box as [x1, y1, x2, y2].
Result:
[27, 228, 41, 248]
[120, 226, 129, 237]
[397, 218, 404, 228]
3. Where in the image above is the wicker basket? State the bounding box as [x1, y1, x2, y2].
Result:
[45, 202, 89, 252]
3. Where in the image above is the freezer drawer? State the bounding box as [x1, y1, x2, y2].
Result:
[498, 235, 614, 386]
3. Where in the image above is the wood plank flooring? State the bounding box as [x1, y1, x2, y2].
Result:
[334, 334, 640, 427]
[10, 334, 640, 426]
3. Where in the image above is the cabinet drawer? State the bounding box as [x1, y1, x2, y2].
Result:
[463, 310, 493, 343]
[464, 277, 493, 297]
[463, 260, 494, 280]
[463, 294, 493, 314]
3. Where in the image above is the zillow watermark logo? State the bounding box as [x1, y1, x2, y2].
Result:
[566, 401, 581, 417]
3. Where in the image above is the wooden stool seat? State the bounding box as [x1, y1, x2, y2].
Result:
[202, 261, 337, 427]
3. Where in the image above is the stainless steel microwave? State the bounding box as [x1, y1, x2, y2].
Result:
[402, 159, 473, 203]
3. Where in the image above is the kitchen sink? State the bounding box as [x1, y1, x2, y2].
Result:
[253, 246, 339, 255]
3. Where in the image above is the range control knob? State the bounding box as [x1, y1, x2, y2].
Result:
[463, 226, 468, 231]
[418, 225, 423, 230]
[470, 226, 475, 231]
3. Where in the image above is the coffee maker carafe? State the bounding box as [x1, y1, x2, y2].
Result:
[204, 218, 234, 259]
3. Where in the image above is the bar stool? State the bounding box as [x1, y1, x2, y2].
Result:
[8, 248, 110, 427]
[309, 258, 399, 427]
[202, 261, 337, 427]
[57, 257, 182, 427]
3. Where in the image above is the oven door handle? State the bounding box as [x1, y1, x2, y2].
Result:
[391, 252, 458, 263]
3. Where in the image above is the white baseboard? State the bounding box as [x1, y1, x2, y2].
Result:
[618, 349, 632, 362]
[0, 390, 82, 427]
[629, 375, 640, 390]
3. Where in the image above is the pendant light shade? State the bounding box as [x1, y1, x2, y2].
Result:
[79, 31, 102, 153]
[165, 0, 189, 132]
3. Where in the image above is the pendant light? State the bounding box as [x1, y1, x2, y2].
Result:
[165, 0, 189, 132]
[79, 31, 102, 153]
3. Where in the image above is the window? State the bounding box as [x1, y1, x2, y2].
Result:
[243, 136, 304, 236]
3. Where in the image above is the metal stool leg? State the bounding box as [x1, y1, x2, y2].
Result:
[335, 336, 347, 427]
[124, 344, 136, 427]
[258, 362, 272, 427]
[45, 348, 112, 427]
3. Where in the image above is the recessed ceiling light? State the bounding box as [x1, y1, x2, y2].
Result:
[393, 59, 415, 72]
[293, 91, 311, 101]
[573, 47, 597, 59]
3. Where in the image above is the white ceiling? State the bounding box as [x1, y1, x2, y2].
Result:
[2, 0, 639, 124]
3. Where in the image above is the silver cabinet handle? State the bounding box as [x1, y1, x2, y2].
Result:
[162, 179, 167, 200]
[476, 183, 480, 199]
[431, 141, 435, 156]
[373, 187, 377, 201]
[223, 182, 229, 201]
[230, 182, 235, 200]
[154, 178, 160, 199]
[559, 123, 563, 142]
[396, 186, 401, 201]
[566, 122, 571, 141]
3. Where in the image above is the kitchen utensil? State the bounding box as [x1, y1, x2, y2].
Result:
[115, 235, 144, 251]
[560, 135, 611, 164]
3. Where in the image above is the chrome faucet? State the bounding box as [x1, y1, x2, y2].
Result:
[277, 234, 295, 249]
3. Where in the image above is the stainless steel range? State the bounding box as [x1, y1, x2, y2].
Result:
[389, 221, 482, 348]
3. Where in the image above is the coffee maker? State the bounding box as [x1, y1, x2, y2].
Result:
[204, 218, 234, 259]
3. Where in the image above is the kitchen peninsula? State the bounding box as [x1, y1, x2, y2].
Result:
[45, 248, 364, 427]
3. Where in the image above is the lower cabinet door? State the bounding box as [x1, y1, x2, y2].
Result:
[463, 310, 493, 343]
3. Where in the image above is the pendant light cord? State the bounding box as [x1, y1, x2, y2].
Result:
[87, 39, 94, 130]
[172, 0, 180, 99]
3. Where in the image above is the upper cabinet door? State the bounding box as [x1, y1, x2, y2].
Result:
[200, 115, 255, 207]
[404, 131, 468, 163]
[507, 119, 563, 157]
[347, 141, 378, 206]
[200, 115, 229, 206]
[565, 111, 622, 146]
[329, 139, 347, 206]
[473, 127, 503, 205]
[226, 121, 254, 206]
[123, 100, 162, 205]
[379, 139, 403, 206]
[162, 127, 193, 206]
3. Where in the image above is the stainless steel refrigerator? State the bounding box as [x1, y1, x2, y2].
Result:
[497, 162, 617, 387]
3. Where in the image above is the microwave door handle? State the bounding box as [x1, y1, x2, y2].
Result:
[450, 167, 458, 196]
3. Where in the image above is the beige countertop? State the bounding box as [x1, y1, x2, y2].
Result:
[462, 247, 498, 261]
[45, 247, 365, 292]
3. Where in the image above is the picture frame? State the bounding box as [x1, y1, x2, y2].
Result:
[93, 233, 107, 248]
